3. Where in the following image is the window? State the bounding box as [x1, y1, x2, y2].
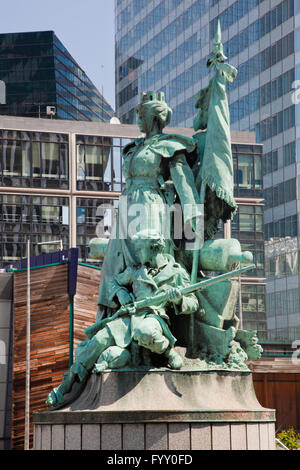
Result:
[273, 150, 278, 172]
[254, 156, 262, 189]
[0, 130, 68, 186]
[255, 206, 263, 231]
[76, 197, 119, 264]
[112, 146, 122, 191]
[41, 205, 60, 223]
[233, 146, 262, 196]
[240, 211, 255, 231]
[265, 178, 296, 209]
[241, 284, 266, 326]
[284, 142, 296, 166]
[0, 194, 69, 267]
[76, 135, 122, 192]
[265, 214, 297, 241]
[1, 140, 29, 177]
[238, 155, 253, 189]
[85, 145, 102, 181]
[41, 142, 60, 178]
[258, 106, 294, 142]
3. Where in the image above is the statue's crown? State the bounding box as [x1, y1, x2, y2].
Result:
[141, 91, 165, 103]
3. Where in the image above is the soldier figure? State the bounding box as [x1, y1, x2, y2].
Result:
[46, 230, 198, 406]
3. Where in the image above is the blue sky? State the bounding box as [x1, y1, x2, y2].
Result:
[0, 0, 116, 108]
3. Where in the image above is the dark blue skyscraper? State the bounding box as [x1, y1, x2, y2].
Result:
[0, 31, 114, 121]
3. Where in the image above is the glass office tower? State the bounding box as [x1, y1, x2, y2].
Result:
[0, 31, 114, 121]
[115, 0, 299, 341]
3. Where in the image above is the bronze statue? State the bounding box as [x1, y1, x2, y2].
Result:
[46, 22, 262, 409]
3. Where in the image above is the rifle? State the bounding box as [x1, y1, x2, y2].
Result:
[85, 264, 255, 339]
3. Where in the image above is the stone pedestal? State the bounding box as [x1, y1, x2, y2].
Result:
[33, 369, 276, 450]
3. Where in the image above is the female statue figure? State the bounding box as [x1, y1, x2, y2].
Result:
[97, 90, 202, 322]
[45, 23, 260, 409]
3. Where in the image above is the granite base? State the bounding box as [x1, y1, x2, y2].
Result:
[33, 369, 276, 450]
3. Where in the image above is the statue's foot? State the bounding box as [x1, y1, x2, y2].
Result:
[165, 348, 183, 370]
[46, 387, 65, 406]
[45, 370, 76, 407]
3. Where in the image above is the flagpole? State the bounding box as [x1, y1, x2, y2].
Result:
[24, 238, 30, 450]
[189, 18, 222, 352]
[189, 183, 205, 354]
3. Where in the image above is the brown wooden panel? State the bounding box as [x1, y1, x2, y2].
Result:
[274, 377, 293, 429]
[12, 262, 300, 447]
[253, 373, 300, 431]
[11, 263, 101, 449]
[73, 265, 100, 348]
[12, 264, 70, 449]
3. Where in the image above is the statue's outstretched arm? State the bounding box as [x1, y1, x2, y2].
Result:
[169, 153, 202, 227]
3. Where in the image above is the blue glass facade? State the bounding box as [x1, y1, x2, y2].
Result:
[116, 1, 267, 339]
[209, 0, 293, 40]
[0, 31, 114, 121]
[170, 30, 295, 126]
[115, 0, 300, 340]
[116, 0, 271, 124]
[116, 0, 294, 127]
[116, 0, 210, 123]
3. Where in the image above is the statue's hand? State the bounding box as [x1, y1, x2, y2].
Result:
[117, 288, 133, 306]
[167, 288, 182, 305]
[119, 304, 136, 316]
[127, 305, 136, 316]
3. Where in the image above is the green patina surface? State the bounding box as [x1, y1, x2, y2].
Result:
[46, 22, 262, 409]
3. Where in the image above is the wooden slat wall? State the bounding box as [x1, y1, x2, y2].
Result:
[73, 265, 100, 348]
[11, 263, 100, 449]
[11, 262, 300, 446]
[250, 358, 300, 430]
[12, 264, 70, 449]
[253, 373, 300, 431]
